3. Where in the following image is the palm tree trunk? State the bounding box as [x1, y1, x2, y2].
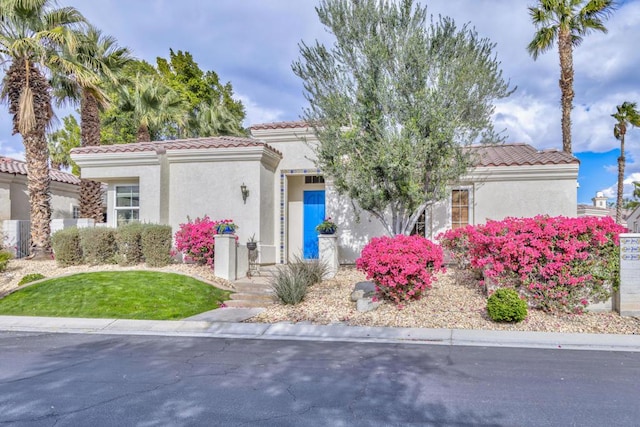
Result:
[80, 91, 104, 222]
[5, 60, 54, 259]
[616, 134, 625, 224]
[558, 29, 574, 154]
[137, 124, 151, 142]
[24, 132, 52, 259]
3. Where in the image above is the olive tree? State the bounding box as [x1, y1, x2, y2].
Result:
[293, 0, 513, 235]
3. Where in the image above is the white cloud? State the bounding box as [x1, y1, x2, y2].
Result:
[0, 139, 24, 161]
[235, 94, 283, 127]
[600, 172, 640, 200]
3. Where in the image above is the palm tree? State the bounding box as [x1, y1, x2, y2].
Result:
[117, 74, 187, 142]
[0, 0, 89, 258]
[527, 0, 615, 154]
[193, 101, 245, 137]
[52, 26, 131, 222]
[612, 101, 640, 224]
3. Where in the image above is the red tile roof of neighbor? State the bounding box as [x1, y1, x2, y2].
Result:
[250, 120, 309, 130]
[470, 143, 578, 167]
[0, 156, 80, 185]
[71, 136, 283, 157]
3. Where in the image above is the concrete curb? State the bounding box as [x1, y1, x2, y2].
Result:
[0, 315, 639, 352]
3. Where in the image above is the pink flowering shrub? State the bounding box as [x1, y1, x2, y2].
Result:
[174, 216, 235, 266]
[439, 216, 625, 313]
[356, 235, 445, 307]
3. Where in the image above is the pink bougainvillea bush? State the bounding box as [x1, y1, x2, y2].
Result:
[439, 216, 626, 313]
[173, 216, 235, 266]
[356, 234, 445, 308]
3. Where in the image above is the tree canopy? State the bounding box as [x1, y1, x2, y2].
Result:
[99, 51, 246, 143]
[293, 0, 513, 235]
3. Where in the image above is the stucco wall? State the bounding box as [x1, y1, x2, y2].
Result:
[0, 173, 78, 222]
[168, 159, 263, 245]
[472, 171, 577, 223]
[259, 163, 276, 263]
[0, 180, 12, 221]
[50, 181, 80, 219]
[627, 207, 640, 233]
[81, 163, 162, 227]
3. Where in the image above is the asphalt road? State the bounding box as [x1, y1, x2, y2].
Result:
[0, 332, 638, 426]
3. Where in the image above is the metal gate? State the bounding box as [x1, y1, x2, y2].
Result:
[15, 220, 31, 258]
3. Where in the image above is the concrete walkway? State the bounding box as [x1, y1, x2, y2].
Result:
[1, 313, 639, 352]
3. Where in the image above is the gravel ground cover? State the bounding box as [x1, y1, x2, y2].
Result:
[2, 260, 639, 334]
[249, 266, 640, 335]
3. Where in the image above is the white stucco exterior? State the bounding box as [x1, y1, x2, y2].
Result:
[0, 160, 79, 225]
[627, 206, 640, 233]
[71, 124, 579, 265]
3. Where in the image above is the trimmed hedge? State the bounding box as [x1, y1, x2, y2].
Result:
[141, 224, 172, 267]
[52, 227, 83, 267]
[115, 222, 145, 266]
[79, 227, 117, 265]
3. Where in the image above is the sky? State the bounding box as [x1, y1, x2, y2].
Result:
[1, 0, 639, 205]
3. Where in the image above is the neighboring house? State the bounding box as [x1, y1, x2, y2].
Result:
[577, 191, 630, 228]
[71, 121, 579, 264]
[626, 205, 640, 232]
[0, 155, 80, 224]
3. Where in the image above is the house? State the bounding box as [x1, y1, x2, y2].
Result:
[577, 191, 630, 228]
[71, 121, 579, 264]
[626, 205, 640, 232]
[0, 155, 80, 224]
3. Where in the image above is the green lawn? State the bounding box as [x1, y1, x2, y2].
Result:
[0, 271, 230, 320]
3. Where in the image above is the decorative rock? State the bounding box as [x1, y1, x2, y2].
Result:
[356, 297, 382, 312]
[354, 281, 376, 293]
[350, 289, 364, 302]
[351, 281, 376, 302]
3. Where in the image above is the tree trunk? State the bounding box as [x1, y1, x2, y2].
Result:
[80, 91, 105, 222]
[137, 124, 151, 142]
[24, 132, 52, 258]
[616, 133, 625, 224]
[5, 60, 54, 259]
[558, 29, 574, 154]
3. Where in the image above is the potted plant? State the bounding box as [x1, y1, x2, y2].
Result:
[247, 234, 258, 251]
[215, 221, 238, 235]
[316, 217, 338, 235]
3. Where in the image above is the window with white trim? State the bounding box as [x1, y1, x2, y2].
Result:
[72, 205, 80, 219]
[451, 189, 469, 230]
[115, 185, 139, 226]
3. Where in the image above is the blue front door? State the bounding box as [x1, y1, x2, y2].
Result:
[303, 190, 325, 259]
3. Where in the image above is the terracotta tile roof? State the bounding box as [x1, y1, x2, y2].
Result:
[71, 136, 283, 157]
[470, 143, 578, 167]
[0, 156, 80, 185]
[250, 120, 309, 131]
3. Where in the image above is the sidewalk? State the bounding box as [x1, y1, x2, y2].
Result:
[1, 310, 639, 352]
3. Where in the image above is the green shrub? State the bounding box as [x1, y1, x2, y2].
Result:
[271, 265, 310, 305]
[141, 224, 172, 267]
[487, 288, 528, 323]
[115, 222, 144, 265]
[18, 273, 45, 286]
[79, 227, 117, 265]
[51, 227, 83, 267]
[288, 256, 328, 286]
[0, 250, 13, 272]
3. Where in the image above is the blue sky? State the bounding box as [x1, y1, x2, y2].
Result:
[1, 0, 639, 205]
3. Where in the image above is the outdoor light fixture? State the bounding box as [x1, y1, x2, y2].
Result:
[241, 182, 249, 204]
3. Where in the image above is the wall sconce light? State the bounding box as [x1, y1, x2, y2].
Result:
[241, 182, 249, 204]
